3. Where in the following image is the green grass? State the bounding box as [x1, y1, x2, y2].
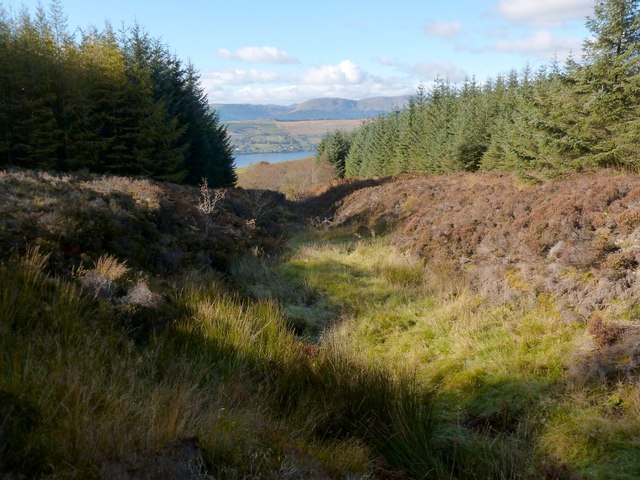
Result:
[0, 243, 446, 478]
[255, 229, 640, 479]
[5, 192, 640, 478]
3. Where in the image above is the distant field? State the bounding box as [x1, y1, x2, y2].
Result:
[274, 119, 363, 135]
[227, 118, 364, 154]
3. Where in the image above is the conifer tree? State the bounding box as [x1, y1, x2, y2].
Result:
[0, 7, 13, 163]
[315, 129, 352, 177]
[576, 0, 640, 169]
[0, 2, 235, 186]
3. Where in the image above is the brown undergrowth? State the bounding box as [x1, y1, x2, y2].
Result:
[236, 157, 335, 200]
[0, 168, 290, 276]
[327, 171, 640, 321]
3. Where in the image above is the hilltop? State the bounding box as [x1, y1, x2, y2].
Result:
[213, 95, 409, 122]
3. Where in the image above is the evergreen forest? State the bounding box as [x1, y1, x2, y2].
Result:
[0, 2, 236, 187]
[317, 0, 640, 182]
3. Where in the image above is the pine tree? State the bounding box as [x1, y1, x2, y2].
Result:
[181, 64, 236, 187]
[448, 77, 491, 171]
[315, 129, 352, 177]
[0, 6, 13, 164]
[9, 9, 62, 169]
[345, 121, 374, 177]
[576, 0, 640, 169]
[417, 78, 457, 173]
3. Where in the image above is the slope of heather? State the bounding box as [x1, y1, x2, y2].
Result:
[0, 168, 432, 479]
[236, 157, 335, 199]
[328, 172, 640, 322]
[7, 168, 640, 479]
[0, 169, 290, 276]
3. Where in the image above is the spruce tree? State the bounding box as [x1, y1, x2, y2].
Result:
[577, 0, 640, 169]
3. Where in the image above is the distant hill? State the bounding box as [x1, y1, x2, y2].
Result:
[212, 95, 410, 122]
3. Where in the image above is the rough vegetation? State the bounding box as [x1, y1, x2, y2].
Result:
[277, 172, 640, 479]
[4, 166, 640, 479]
[328, 172, 640, 322]
[0, 168, 443, 480]
[236, 157, 335, 200]
[0, 169, 288, 276]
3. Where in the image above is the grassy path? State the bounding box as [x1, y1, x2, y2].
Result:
[233, 227, 640, 479]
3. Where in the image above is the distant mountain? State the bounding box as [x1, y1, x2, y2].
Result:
[211, 104, 290, 121]
[212, 95, 410, 122]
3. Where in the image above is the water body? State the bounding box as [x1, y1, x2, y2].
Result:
[234, 150, 316, 168]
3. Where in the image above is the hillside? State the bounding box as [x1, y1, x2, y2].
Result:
[236, 156, 335, 199]
[305, 171, 640, 321]
[3, 168, 640, 479]
[213, 95, 409, 122]
[227, 119, 363, 154]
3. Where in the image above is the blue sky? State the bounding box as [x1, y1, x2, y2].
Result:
[4, 0, 594, 104]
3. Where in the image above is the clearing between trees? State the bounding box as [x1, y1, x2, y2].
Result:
[2, 169, 640, 479]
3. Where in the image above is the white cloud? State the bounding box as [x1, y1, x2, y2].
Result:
[218, 46, 299, 64]
[203, 61, 413, 104]
[423, 20, 463, 39]
[205, 81, 413, 105]
[410, 61, 468, 83]
[493, 30, 582, 59]
[302, 60, 366, 85]
[203, 69, 281, 86]
[202, 58, 417, 105]
[497, 0, 593, 26]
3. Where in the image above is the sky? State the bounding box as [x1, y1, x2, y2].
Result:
[4, 0, 595, 105]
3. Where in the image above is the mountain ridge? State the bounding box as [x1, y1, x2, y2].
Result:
[212, 95, 410, 122]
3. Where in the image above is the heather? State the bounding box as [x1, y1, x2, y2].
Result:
[4, 168, 640, 478]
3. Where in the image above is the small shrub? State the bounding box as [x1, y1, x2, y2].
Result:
[197, 178, 226, 216]
[587, 315, 627, 347]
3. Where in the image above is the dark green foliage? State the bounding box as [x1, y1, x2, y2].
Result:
[327, 0, 640, 180]
[0, 2, 234, 187]
[574, 0, 640, 171]
[0, 391, 49, 476]
[315, 129, 353, 177]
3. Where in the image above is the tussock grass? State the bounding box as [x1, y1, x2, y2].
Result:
[93, 254, 129, 281]
[8, 169, 640, 478]
[1, 245, 445, 478]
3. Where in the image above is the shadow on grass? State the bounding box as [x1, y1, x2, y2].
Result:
[295, 177, 394, 219]
[163, 287, 445, 479]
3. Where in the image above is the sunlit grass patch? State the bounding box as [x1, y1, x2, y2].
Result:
[540, 385, 640, 480]
[93, 254, 129, 281]
[274, 230, 640, 478]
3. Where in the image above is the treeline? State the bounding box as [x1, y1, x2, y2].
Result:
[0, 1, 235, 186]
[318, 0, 640, 181]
